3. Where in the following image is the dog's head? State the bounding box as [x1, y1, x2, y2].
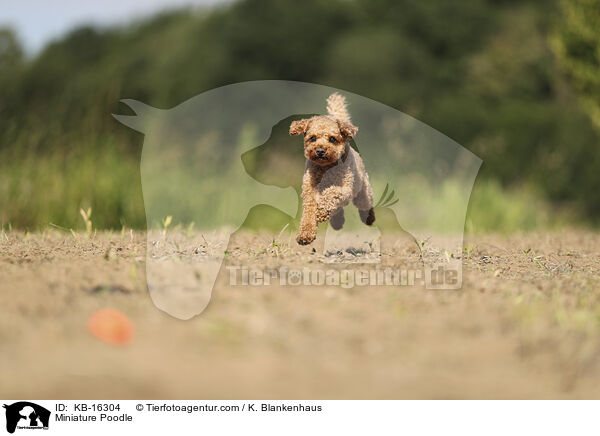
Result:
[289, 115, 358, 166]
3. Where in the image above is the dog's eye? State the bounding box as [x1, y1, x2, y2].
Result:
[329, 136, 337, 144]
[309, 136, 317, 142]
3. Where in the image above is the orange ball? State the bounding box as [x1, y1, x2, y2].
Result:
[88, 308, 135, 345]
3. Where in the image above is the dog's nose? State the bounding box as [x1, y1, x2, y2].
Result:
[316, 148, 326, 157]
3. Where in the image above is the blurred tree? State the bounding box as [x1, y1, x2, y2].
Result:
[0, 28, 24, 150]
[553, 0, 600, 129]
[2, 0, 600, 227]
[0, 28, 23, 72]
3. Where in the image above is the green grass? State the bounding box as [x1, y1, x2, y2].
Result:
[0, 147, 580, 233]
[466, 179, 574, 233]
[0, 144, 145, 230]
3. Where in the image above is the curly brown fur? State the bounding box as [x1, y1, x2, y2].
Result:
[290, 93, 375, 245]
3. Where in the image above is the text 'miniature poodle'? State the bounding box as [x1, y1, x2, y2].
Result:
[290, 93, 375, 245]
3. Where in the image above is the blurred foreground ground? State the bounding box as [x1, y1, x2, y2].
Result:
[1, 229, 600, 399]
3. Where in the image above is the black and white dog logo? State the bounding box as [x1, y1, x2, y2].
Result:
[3, 402, 50, 434]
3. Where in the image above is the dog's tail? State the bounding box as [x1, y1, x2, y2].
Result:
[327, 93, 351, 122]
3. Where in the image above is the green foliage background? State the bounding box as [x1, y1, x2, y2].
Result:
[0, 0, 597, 231]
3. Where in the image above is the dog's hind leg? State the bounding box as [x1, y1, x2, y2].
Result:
[330, 208, 345, 230]
[354, 182, 375, 226]
[358, 208, 375, 226]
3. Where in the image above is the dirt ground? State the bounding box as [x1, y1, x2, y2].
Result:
[1, 228, 600, 399]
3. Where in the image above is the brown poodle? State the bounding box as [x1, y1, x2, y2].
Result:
[290, 93, 375, 245]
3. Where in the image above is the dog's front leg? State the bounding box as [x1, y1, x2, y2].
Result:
[297, 175, 319, 245]
[316, 185, 353, 223]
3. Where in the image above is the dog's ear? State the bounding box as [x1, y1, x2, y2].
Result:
[338, 120, 358, 140]
[289, 118, 310, 136]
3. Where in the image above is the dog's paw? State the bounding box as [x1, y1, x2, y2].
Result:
[296, 233, 316, 245]
[360, 208, 376, 226]
[366, 208, 375, 225]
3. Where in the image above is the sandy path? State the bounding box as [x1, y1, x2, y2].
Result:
[1, 229, 599, 399]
